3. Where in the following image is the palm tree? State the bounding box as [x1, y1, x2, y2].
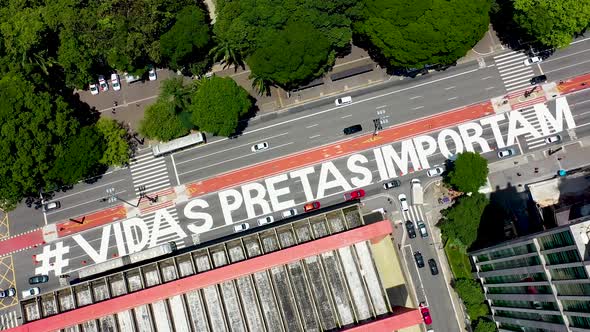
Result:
[209, 37, 245, 71]
[250, 73, 273, 97]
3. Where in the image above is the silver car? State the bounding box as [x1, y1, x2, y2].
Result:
[545, 135, 561, 144]
[22, 287, 40, 298]
[497, 148, 515, 158]
[426, 166, 444, 177]
[251, 142, 269, 152]
[233, 223, 250, 233]
[257, 216, 274, 226]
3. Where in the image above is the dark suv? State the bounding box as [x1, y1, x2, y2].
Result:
[405, 220, 416, 239]
[343, 124, 362, 135]
[530, 75, 547, 85]
[414, 251, 425, 268]
[428, 259, 439, 275]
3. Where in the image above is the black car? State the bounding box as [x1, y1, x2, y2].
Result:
[530, 75, 547, 85]
[428, 259, 439, 275]
[383, 179, 401, 189]
[405, 220, 416, 239]
[0, 288, 16, 298]
[414, 251, 425, 268]
[343, 124, 362, 135]
[29, 274, 49, 285]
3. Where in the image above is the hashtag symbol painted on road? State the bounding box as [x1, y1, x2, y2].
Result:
[34, 242, 70, 277]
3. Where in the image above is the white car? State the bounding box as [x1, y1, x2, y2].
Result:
[89, 83, 99, 95]
[148, 65, 157, 81]
[497, 148, 515, 158]
[251, 142, 269, 152]
[43, 201, 61, 212]
[98, 75, 109, 91]
[257, 216, 274, 226]
[523, 56, 542, 66]
[334, 96, 352, 106]
[22, 287, 40, 298]
[545, 135, 561, 144]
[398, 194, 409, 212]
[282, 208, 297, 218]
[426, 165, 444, 177]
[110, 73, 121, 91]
[233, 223, 249, 233]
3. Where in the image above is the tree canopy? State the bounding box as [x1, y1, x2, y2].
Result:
[353, 0, 491, 68]
[439, 193, 489, 248]
[190, 76, 252, 136]
[446, 152, 489, 193]
[474, 319, 497, 332]
[513, 0, 590, 48]
[454, 278, 490, 321]
[96, 118, 131, 167]
[140, 101, 190, 142]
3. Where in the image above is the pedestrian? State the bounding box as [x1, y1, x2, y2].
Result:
[111, 108, 116, 114]
[517, 172, 522, 176]
[558, 157, 563, 161]
[113, 101, 118, 107]
[534, 167, 539, 173]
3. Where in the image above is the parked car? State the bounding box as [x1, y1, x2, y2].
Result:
[110, 73, 121, 91]
[426, 165, 444, 177]
[420, 303, 433, 325]
[304, 201, 321, 212]
[282, 208, 297, 218]
[233, 223, 250, 233]
[21, 287, 40, 298]
[343, 124, 362, 135]
[497, 148, 515, 158]
[98, 75, 109, 91]
[398, 194, 409, 212]
[148, 65, 157, 81]
[334, 96, 352, 106]
[251, 142, 269, 152]
[257, 216, 274, 226]
[0, 288, 16, 298]
[89, 83, 99, 95]
[344, 189, 365, 201]
[417, 221, 428, 238]
[428, 259, 439, 275]
[523, 56, 542, 66]
[414, 251, 424, 268]
[545, 135, 561, 144]
[43, 201, 61, 212]
[530, 75, 547, 85]
[29, 274, 49, 284]
[383, 179, 401, 189]
[406, 220, 416, 239]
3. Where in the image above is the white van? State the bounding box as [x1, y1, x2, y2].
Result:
[257, 216, 274, 225]
[282, 208, 297, 218]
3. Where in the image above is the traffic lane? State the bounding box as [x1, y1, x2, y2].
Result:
[7, 204, 45, 236]
[539, 38, 590, 78]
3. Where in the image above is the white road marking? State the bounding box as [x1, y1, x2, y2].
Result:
[51, 179, 127, 200]
[341, 114, 353, 119]
[410, 96, 423, 100]
[485, 86, 495, 91]
[447, 97, 457, 101]
[481, 76, 493, 80]
[544, 58, 590, 74]
[47, 190, 127, 214]
[309, 135, 321, 139]
[413, 106, 424, 110]
[306, 124, 319, 128]
[444, 86, 455, 90]
[170, 154, 180, 186]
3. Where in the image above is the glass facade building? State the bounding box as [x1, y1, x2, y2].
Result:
[470, 217, 590, 332]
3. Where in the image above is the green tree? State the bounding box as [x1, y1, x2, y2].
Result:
[513, 0, 590, 48]
[446, 152, 489, 193]
[0, 73, 79, 209]
[139, 101, 189, 142]
[353, 0, 491, 68]
[209, 36, 245, 70]
[49, 126, 106, 185]
[454, 278, 485, 305]
[474, 319, 497, 332]
[160, 6, 211, 71]
[95, 118, 130, 167]
[189, 76, 252, 136]
[439, 193, 489, 248]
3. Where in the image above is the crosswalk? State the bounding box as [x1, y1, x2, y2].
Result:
[402, 205, 425, 226]
[130, 206, 187, 249]
[494, 51, 535, 92]
[518, 107, 556, 150]
[0, 310, 18, 330]
[129, 151, 172, 196]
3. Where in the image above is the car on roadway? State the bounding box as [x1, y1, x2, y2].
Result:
[22, 287, 40, 298]
[497, 148, 515, 159]
[398, 194, 409, 212]
[545, 134, 561, 144]
[98, 75, 109, 91]
[426, 165, 444, 177]
[282, 208, 297, 218]
[420, 303, 433, 325]
[0, 288, 16, 298]
[344, 189, 365, 201]
[89, 83, 99, 95]
[428, 259, 439, 275]
[110, 73, 121, 91]
[523, 56, 542, 66]
[304, 201, 320, 212]
[251, 142, 269, 152]
[334, 96, 352, 106]
[43, 201, 61, 212]
[530, 75, 547, 85]
[414, 251, 424, 268]
[343, 124, 362, 135]
[148, 65, 157, 81]
[233, 223, 250, 233]
[417, 221, 428, 238]
[405, 220, 416, 239]
[383, 179, 401, 189]
[257, 216, 274, 226]
[29, 274, 49, 284]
